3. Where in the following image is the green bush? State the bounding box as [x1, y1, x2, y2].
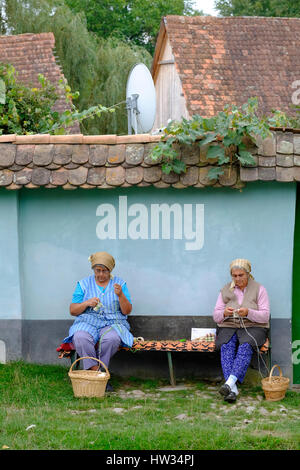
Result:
[0, 62, 114, 135]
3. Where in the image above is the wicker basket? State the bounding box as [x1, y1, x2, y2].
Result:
[68, 356, 110, 398]
[261, 364, 290, 402]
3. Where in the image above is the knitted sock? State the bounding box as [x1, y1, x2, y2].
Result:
[231, 383, 239, 395]
[225, 374, 238, 389]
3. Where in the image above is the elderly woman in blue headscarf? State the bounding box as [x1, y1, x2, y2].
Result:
[63, 251, 133, 383]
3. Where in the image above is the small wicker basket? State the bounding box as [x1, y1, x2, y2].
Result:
[261, 364, 290, 402]
[68, 356, 110, 398]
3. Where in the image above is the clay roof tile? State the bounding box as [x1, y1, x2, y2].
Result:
[0, 32, 79, 132]
[155, 15, 300, 117]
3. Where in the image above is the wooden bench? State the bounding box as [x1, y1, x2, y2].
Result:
[57, 338, 270, 386]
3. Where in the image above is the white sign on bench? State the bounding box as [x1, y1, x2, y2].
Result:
[191, 328, 216, 341]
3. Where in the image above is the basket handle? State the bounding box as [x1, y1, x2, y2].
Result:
[69, 356, 109, 375]
[268, 364, 282, 382]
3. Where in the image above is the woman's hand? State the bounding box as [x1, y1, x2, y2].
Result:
[70, 297, 100, 316]
[223, 307, 248, 319]
[224, 307, 234, 318]
[114, 283, 132, 315]
[237, 307, 248, 317]
[85, 297, 100, 308]
[114, 283, 123, 297]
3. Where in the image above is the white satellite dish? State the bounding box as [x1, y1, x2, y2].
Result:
[126, 63, 156, 134]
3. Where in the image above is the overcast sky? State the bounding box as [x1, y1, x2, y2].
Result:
[194, 0, 218, 15]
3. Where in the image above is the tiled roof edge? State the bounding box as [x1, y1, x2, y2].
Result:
[1, 128, 299, 144]
[164, 15, 300, 22]
[0, 130, 299, 190]
[0, 134, 161, 144]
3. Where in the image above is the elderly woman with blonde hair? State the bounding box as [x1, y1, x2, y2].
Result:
[62, 251, 133, 390]
[213, 259, 270, 402]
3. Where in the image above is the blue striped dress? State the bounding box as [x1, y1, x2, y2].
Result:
[63, 274, 134, 348]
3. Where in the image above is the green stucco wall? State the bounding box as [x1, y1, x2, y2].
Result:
[0, 191, 22, 320]
[292, 184, 300, 384]
[0, 181, 297, 381]
[16, 183, 295, 321]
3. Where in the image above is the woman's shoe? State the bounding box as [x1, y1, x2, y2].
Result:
[224, 391, 237, 403]
[219, 384, 231, 397]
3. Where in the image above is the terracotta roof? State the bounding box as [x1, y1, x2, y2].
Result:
[152, 16, 300, 117]
[0, 130, 299, 190]
[0, 32, 79, 132]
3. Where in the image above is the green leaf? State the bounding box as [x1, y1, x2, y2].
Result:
[150, 145, 163, 162]
[207, 167, 224, 180]
[206, 145, 229, 165]
[161, 162, 173, 174]
[206, 145, 223, 159]
[202, 117, 216, 131]
[218, 153, 230, 165]
[238, 150, 256, 166]
[222, 135, 235, 147]
[177, 134, 194, 145]
[171, 159, 186, 174]
[199, 133, 217, 146]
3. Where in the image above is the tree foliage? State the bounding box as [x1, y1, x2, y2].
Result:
[0, 62, 62, 134]
[0, 0, 203, 134]
[215, 0, 300, 17]
[64, 0, 202, 55]
[81, 37, 152, 135]
[0, 0, 152, 134]
[0, 62, 115, 135]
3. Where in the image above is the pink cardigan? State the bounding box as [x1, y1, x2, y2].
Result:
[213, 284, 270, 324]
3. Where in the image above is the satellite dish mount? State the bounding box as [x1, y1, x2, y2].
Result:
[126, 63, 156, 135]
[126, 93, 140, 135]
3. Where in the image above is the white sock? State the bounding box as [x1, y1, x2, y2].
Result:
[225, 374, 238, 389]
[231, 383, 239, 395]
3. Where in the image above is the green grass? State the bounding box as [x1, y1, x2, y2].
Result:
[0, 361, 300, 450]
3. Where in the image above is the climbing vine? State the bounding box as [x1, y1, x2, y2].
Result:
[150, 97, 298, 179]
